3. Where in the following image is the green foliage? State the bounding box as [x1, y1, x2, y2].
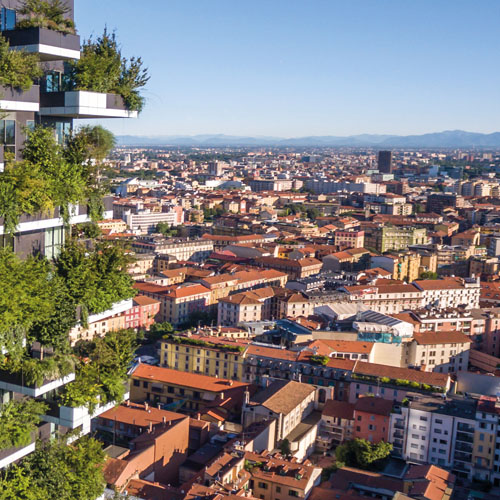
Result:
[335, 439, 392, 470]
[63, 329, 137, 411]
[0, 34, 42, 90]
[419, 271, 438, 280]
[166, 334, 244, 352]
[0, 125, 113, 234]
[55, 241, 136, 315]
[310, 354, 329, 366]
[0, 250, 54, 350]
[279, 438, 291, 457]
[69, 29, 149, 112]
[17, 0, 76, 34]
[146, 321, 174, 342]
[72, 222, 102, 239]
[0, 399, 47, 450]
[0, 437, 106, 500]
[19, 353, 75, 386]
[178, 309, 217, 330]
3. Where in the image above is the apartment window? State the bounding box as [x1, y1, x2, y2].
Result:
[133, 380, 140, 387]
[0, 120, 15, 153]
[142, 381, 148, 389]
[0, 8, 16, 31]
[257, 482, 267, 489]
[288, 491, 299, 498]
[45, 227, 64, 259]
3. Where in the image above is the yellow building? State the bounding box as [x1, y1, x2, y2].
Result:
[160, 334, 250, 381]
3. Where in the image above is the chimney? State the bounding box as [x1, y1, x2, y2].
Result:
[126, 400, 130, 407]
[144, 402, 149, 411]
[148, 421, 153, 433]
[162, 416, 167, 425]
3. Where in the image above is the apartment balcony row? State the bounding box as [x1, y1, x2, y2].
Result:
[40, 90, 138, 119]
[3, 26, 80, 61]
[0, 146, 3, 173]
[0, 84, 39, 112]
[0, 86, 137, 119]
[0, 369, 75, 398]
[43, 384, 130, 436]
[0, 422, 51, 469]
[0, 197, 113, 236]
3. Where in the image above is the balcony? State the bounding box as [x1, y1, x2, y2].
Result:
[0, 369, 75, 398]
[40, 90, 138, 119]
[44, 384, 130, 436]
[0, 146, 4, 173]
[0, 204, 93, 236]
[0, 85, 39, 112]
[2, 27, 80, 61]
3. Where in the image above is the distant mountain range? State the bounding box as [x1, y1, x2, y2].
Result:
[116, 130, 500, 148]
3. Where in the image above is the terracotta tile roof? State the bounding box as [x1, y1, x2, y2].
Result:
[133, 295, 160, 306]
[353, 361, 450, 387]
[413, 331, 471, 345]
[322, 399, 355, 420]
[132, 364, 250, 392]
[413, 277, 467, 290]
[99, 402, 186, 428]
[354, 396, 393, 416]
[246, 345, 297, 361]
[317, 339, 374, 354]
[251, 380, 316, 415]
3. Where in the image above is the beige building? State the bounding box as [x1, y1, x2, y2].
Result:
[403, 331, 471, 373]
[413, 276, 480, 309]
[218, 287, 275, 326]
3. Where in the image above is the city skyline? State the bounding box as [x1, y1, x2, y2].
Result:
[76, 0, 500, 138]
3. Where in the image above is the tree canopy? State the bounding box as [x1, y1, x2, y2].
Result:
[0, 437, 106, 500]
[335, 439, 392, 469]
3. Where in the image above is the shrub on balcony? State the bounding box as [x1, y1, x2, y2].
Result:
[310, 354, 329, 366]
[55, 241, 136, 317]
[68, 29, 149, 112]
[20, 353, 76, 386]
[0, 125, 116, 235]
[16, 0, 76, 35]
[0, 34, 42, 91]
[0, 398, 47, 449]
[63, 329, 137, 411]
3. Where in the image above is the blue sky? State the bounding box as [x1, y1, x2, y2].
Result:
[76, 0, 500, 137]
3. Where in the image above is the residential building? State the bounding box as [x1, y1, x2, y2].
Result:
[159, 334, 249, 380]
[130, 364, 250, 418]
[353, 396, 393, 443]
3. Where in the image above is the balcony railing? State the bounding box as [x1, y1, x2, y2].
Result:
[0, 84, 39, 112]
[40, 90, 138, 119]
[0, 368, 75, 398]
[2, 27, 80, 61]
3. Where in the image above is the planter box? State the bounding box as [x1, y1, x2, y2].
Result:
[40, 90, 138, 119]
[0, 369, 75, 397]
[0, 84, 39, 112]
[3, 27, 80, 61]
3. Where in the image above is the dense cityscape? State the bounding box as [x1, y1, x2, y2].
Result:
[1, 1, 500, 500]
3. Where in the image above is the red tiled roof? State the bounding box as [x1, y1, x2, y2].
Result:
[132, 364, 250, 392]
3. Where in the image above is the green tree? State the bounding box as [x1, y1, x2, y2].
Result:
[335, 439, 392, 469]
[0, 399, 48, 449]
[0, 34, 42, 90]
[20, 437, 106, 500]
[17, 0, 76, 34]
[69, 29, 149, 112]
[279, 438, 291, 457]
[419, 271, 438, 280]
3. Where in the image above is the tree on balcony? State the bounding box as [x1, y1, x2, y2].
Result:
[0, 436, 106, 500]
[68, 29, 149, 112]
[0, 34, 42, 91]
[16, 0, 76, 35]
[0, 399, 47, 450]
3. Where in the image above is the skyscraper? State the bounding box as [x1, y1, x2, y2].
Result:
[378, 150, 393, 174]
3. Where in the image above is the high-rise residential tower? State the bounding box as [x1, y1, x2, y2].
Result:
[378, 150, 393, 173]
